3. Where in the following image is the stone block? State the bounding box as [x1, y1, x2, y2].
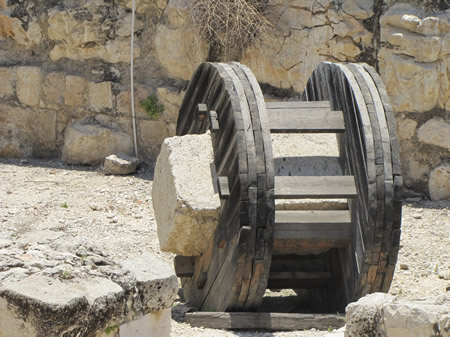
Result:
[42, 72, 65, 108]
[345, 294, 449, 337]
[138, 119, 169, 161]
[0, 67, 14, 98]
[0, 233, 178, 337]
[154, 7, 208, 80]
[429, 165, 450, 201]
[104, 154, 139, 175]
[88, 81, 113, 112]
[65, 75, 86, 107]
[157, 87, 183, 127]
[417, 118, 450, 150]
[397, 118, 417, 141]
[345, 293, 395, 337]
[62, 118, 133, 165]
[16, 66, 42, 107]
[382, 296, 450, 337]
[378, 51, 440, 113]
[152, 133, 221, 256]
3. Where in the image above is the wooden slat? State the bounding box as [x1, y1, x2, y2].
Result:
[269, 271, 331, 280]
[275, 210, 351, 225]
[268, 109, 345, 133]
[185, 312, 345, 330]
[265, 101, 331, 109]
[273, 210, 352, 242]
[274, 176, 357, 199]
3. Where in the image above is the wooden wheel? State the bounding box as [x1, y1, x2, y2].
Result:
[174, 61, 402, 313]
[302, 62, 402, 310]
[176, 62, 275, 311]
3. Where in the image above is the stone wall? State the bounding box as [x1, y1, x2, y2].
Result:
[0, 0, 448, 198]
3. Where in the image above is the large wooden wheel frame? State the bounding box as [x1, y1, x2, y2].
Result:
[175, 62, 402, 313]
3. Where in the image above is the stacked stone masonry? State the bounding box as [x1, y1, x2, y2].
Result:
[0, 0, 448, 198]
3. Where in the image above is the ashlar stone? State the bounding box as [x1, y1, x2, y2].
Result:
[0, 67, 14, 98]
[88, 81, 113, 112]
[152, 133, 221, 256]
[16, 66, 42, 107]
[63, 118, 133, 165]
[65, 75, 86, 107]
[41, 72, 65, 108]
[417, 118, 450, 150]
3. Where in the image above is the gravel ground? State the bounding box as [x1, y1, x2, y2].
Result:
[0, 157, 449, 336]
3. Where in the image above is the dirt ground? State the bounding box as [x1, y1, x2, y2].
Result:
[0, 157, 448, 337]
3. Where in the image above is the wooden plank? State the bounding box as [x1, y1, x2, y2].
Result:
[265, 101, 331, 109]
[185, 312, 345, 330]
[275, 210, 351, 225]
[269, 271, 331, 280]
[273, 223, 352, 242]
[274, 176, 357, 199]
[268, 109, 345, 133]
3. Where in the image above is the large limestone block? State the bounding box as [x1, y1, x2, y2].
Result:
[382, 296, 450, 337]
[48, 7, 140, 63]
[41, 72, 65, 109]
[88, 81, 113, 112]
[16, 66, 42, 107]
[152, 133, 221, 256]
[379, 4, 448, 112]
[378, 51, 440, 113]
[0, 105, 57, 158]
[0, 67, 14, 98]
[64, 75, 86, 107]
[345, 293, 449, 337]
[429, 165, 450, 201]
[63, 118, 133, 165]
[138, 119, 170, 161]
[154, 3, 208, 80]
[417, 118, 450, 150]
[0, 240, 177, 337]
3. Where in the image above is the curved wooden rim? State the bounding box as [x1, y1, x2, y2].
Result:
[303, 62, 402, 308]
[176, 62, 275, 311]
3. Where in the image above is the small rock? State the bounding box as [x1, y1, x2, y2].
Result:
[438, 270, 450, 280]
[400, 264, 409, 270]
[20, 159, 29, 164]
[103, 154, 139, 175]
[89, 203, 100, 211]
[412, 213, 422, 219]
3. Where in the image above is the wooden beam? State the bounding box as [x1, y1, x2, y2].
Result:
[268, 109, 345, 133]
[274, 176, 357, 199]
[185, 312, 345, 330]
[265, 101, 331, 109]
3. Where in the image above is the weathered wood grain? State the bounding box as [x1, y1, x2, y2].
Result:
[185, 312, 345, 330]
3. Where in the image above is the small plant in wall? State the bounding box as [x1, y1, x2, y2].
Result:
[139, 93, 164, 119]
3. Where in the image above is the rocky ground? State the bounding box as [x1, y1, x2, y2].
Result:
[0, 158, 449, 337]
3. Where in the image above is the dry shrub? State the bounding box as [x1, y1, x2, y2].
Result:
[189, 0, 272, 61]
